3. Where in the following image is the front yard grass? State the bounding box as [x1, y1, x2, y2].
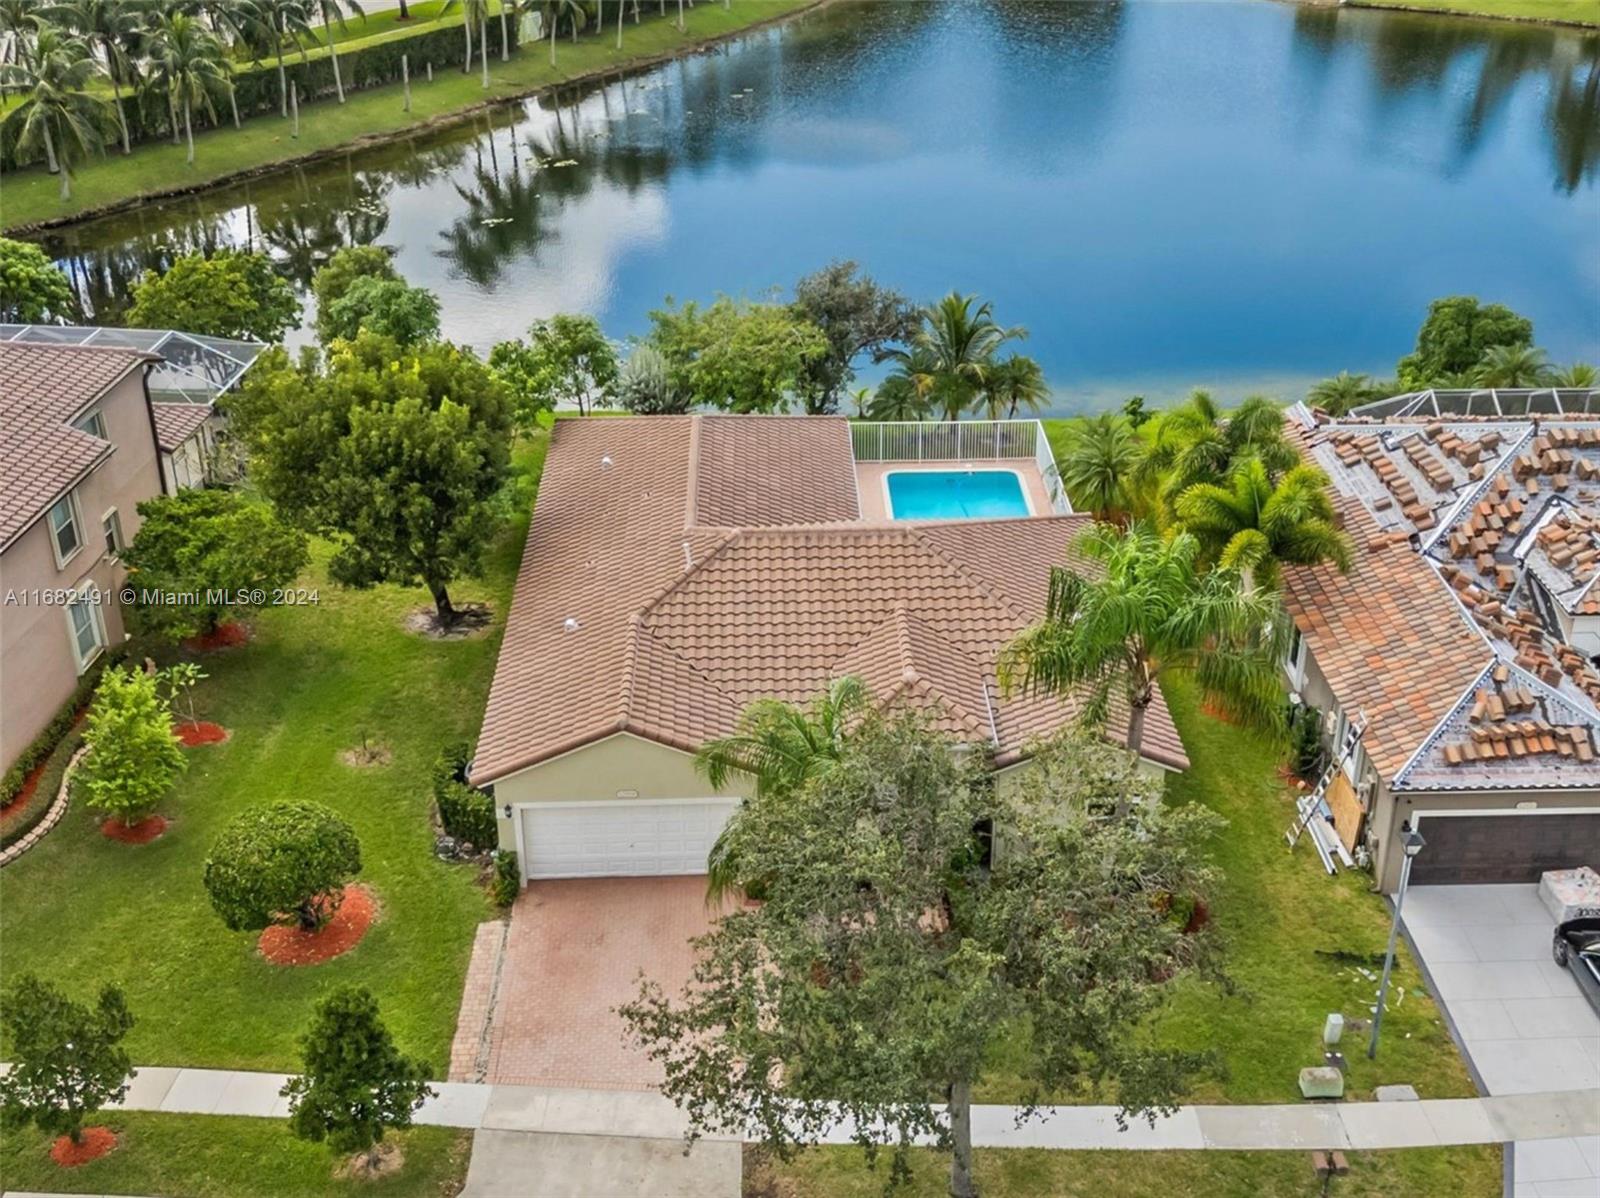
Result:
[0, 1111, 470, 1197]
[0, 436, 546, 1073]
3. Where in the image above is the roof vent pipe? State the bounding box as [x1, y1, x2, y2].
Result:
[562, 616, 581, 633]
[601, 454, 614, 470]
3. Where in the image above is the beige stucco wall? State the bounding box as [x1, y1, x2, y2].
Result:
[489, 733, 752, 848]
[0, 370, 160, 771]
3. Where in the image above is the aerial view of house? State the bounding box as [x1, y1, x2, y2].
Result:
[1, 3, 1597, 1198]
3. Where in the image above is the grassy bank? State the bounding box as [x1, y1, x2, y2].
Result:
[0, 1112, 470, 1198]
[0, 0, 818, 233]
[1346, 0, 1600, 25]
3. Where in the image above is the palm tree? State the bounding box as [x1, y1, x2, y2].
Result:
[1059, 412, 1142, 524]
[44, 0, 140, 155]
[1173, 457, 1351, 592]
[981, 353, 1049, 419]
[865, 369, 932, 422]
[1552, 362, 1598, 388]
[313, 0, 364, 103]
[0, 26, 110, 200]
[1307, 370, 1377, 417]
[998, 522, 1288, 757]
[1475, 343, 1555, 388]
[145, 13, 232, 166]
[545, 0, 585, 65]
[889, 292, 1025, 422]
[1141, 390, 1296, 511]
[696, 676, 870, 902]
[245, 0, 316, 119]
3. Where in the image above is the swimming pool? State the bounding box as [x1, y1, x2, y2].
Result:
[885, 470, 1032, 521]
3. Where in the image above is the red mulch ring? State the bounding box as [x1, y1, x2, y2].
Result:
[182, 621, 250, 652]
[101, 815, 168, 844]
[174, 720, 228, 747]
[50, 1126, 117, 1167]
[259, 885, 375, 966]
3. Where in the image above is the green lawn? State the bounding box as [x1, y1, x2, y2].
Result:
[0, 0, 817, 232]
[1350, 0, 1600, 24]
[0, 1112, 470, 1198]
[0, 436, 546, 1073]
[753, 1143, 1503, 1198]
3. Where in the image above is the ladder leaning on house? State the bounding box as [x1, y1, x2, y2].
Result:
[1285, 711, 1369, 876]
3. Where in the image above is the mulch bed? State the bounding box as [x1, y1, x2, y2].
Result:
[50, 1126, 117, 1166]
[0, 757, 51, 820]
[101, 815, 168, 844]
[182, 620, 250, 653]
[259, 884, 376, 966]
[174, 720, 229, 747]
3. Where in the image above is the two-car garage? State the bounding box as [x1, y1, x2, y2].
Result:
[514, 798, 739, 881]
[1409, 811, 1600, 885]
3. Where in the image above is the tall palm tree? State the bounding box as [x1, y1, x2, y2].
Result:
[1475, 343, 1554, 388]
[245, 0, 316, 119]
[982, 353, 1049, 419]
[0, 26, 109, 199]
[313, 0, 363, 103]
[1307, 370, 1377, 417]
[696, 676, 870, 902]
[1058, 411, 1142, 524]
[889, 292, 1025, 422]
[998, 522, 1288, 756]
[1173, 457, 1351, 592]
[44, 0, 139, 154]
[1552, 362, 1598, 388]
[145, 13, 232, 166]
[545, 0, 585, 65]
[1141, 390, 1296, 511]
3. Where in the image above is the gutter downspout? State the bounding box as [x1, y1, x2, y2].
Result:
[139, 360, 168, 496]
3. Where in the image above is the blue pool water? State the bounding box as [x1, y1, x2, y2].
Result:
[886, 471, 1031, 521]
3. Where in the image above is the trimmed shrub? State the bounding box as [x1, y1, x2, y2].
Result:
[432, 742, 495, 849]
[490, 850, 519, 907]
[204, 801, 362, 932]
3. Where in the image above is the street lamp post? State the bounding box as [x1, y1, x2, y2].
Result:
[1368, 822, 1426, 1060]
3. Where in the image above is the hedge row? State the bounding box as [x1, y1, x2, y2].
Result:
[432, 740, 497, 850]
[1, 651, 118, 803]
[4, 17, 518, 170]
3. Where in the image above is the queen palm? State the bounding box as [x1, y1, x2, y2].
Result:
[998, 522, 1288, 756]
[981, 353, 1049, 419]
[44, 0, 140, 154]
[696, 676, 869, 901]
[0, 26, 109, 200]
[1307, 370, 1377, 417]
[1475, 343, 1554, 388]
[1552, 362, 1597, 388]
[890, 292, 1025, 422]
[1059, 411, 1143, 524]
[145, 14, 232, 165]
[1174, 457, 1351, 592]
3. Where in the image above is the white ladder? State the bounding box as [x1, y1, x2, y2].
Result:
[1286, 711, 1368, 874]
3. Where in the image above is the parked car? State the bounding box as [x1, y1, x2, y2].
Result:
[1552, 917, 1600, 1015]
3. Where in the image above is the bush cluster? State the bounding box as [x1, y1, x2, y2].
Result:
[431, 742, 496, 850]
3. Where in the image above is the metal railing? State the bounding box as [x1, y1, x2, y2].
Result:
[850, 420, 1072, 514]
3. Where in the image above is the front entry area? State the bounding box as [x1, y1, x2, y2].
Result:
[1409, 812, 1600, 885]
[516, 799, 738, 881]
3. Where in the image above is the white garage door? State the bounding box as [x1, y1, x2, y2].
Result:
[518, 799, 739, 880]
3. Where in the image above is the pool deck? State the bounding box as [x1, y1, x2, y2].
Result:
[855, 459, 1060, 522]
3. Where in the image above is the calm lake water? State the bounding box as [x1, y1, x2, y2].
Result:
[37, 0, 1600, 412]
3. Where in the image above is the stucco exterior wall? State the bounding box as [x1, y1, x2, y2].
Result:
[0, 370, 160, 771]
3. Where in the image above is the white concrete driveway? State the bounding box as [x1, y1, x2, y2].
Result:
[1404, 884, 1600, 1197]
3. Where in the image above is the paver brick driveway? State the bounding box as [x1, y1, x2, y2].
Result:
[485, 876, 723, 1090]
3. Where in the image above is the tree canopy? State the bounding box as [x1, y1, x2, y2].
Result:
[126, 249, 300, 342]
[648, 297, 829, 415]
[312, 245, 399, 336]
[1397, 295, 1534, 389]
[791, 260, 916, 414]
[74, 665, 187, 828]
[489, 314, 618, 421]
[319, 276, 441, 347]
[621, 715, 1221, 1197]
[0, 236, 76, 323]
[203, 800, 362, 933]
[0, 975, 134, 1146]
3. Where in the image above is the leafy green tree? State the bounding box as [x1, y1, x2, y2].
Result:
[1174, 458, 1351, 591]
[44, 0, 140, 154]
[0, 25, 110, 200]
[1058, 411, 1143, 523]
[980, 353, 1049, 419]
[999, 522, 1288, 755]
[1553, 362, 1598, 387]
[1397, 296, 1534, 389]
[1475, 343, 1554, 388]
[621, 717, 1220, 1198]
[121, 489, 309, 639]
[127, 250, 301, 342]
[204, 800, 362, 932]
[0, 976, 133, 1148]
[75, 666, 187, 829]
[319, 276, 441, 346]
[144, 13, 232, 166]
[887, 292, 1025, 422]
[649, 297, 828, 414]
[0, 236, 75, 322]
[1307, 370, 1380, 416]
[791, 260, 916, 414]
[615, 343, 687, 414]
[282, 986, 433, 1170]
[311, 244, 398, 328]
[229, 335, 512, 624]
[490, 314, 618, 419]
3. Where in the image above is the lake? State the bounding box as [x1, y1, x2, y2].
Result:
[37, 0, 1600, 413]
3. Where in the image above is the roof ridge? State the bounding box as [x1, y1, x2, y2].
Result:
[620, 619, 743, 730]
[907, 527, 1030, 623]
[633, 528, 742, 624]
[684, 414, 703, 531]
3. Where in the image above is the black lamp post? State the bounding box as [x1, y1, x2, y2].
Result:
[1368, 822, 1426, 1060]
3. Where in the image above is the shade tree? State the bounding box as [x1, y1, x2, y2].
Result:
[0, 975, 134, 1150]
[204, 800, 362, 933]
[127, 249, 301, 342]
[647, 297, 829, 415]
[1397, 295, 1534, 389]
[0, 236, 76, 322]
[791, 260, 917, 414]
[74, 665, 187, 829]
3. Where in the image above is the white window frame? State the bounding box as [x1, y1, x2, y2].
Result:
[101, 507, 124, 559]
[74, 408, 107, 440]
[48, 492, 84, 569]
[64, 583, 107, 674]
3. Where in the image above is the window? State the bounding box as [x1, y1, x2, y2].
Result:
[102, 509, 124, 558]
[48, 495, 81, 565]
[74, 409, 106, 439]
[65, 589, 106, 672]
[1285, 624, 1306, 687]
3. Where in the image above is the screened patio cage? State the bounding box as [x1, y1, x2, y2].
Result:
[0, 324, 267, 404]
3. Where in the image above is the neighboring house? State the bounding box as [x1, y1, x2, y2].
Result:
[472, 415, 1188, 884]
[1282, 390, 1600, 891]
[0, 328, 266, 773]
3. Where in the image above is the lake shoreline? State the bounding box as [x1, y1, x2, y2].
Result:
[1292, 0, 1600, 30]
[1, 0, 830, 238]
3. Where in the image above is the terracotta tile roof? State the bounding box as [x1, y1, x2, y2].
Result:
[471, 416, 1188, 785]
[149, 402, 213, 452]
[0, 342, 153, 549]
